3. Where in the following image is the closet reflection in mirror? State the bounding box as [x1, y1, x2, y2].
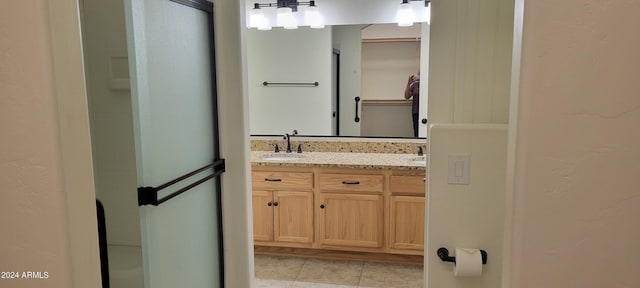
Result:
[247, 23, 429, 138]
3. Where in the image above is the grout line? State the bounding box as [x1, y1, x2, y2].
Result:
[357, 261, 368, 287]
[291, 257, 309, 287]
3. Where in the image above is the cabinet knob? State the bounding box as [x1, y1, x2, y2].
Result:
[273, 202, 279, 207]
[320, 204, 325, 209]
[267, 202, 273, 207]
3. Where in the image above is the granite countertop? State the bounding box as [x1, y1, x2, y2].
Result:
[251, 151, 427, 170]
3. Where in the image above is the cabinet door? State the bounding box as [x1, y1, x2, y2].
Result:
[390, 196, 425, 252]
[274, 191, 314, 243]
[318, 193, 383, 248]
[252, 190, 273, 242]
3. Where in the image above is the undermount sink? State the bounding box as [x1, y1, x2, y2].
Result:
[262, 153, 304, 161]
[409, 156, 427, 165]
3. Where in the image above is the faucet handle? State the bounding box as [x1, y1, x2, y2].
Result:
[297, 144, 303, 153]
[274, 144, 280, 153]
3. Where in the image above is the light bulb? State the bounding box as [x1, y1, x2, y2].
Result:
[304, 4, 324, 29]
[397, 0, 415, 27]
[249, 8, 265, 29]
[277, 6, 297, 29]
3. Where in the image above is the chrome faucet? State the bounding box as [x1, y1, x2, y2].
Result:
[283, 130, 298, 153]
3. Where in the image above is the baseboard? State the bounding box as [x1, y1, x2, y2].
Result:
[254, 246, 423, 265]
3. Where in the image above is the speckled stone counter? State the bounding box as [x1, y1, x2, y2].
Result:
[251, 137, 427, 154]
[251, 151, 427, 171]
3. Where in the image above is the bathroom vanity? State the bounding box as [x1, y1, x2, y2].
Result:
[250, 145, 426, 263]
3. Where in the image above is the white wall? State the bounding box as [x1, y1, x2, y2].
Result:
[247, 27, 333, 135]
[332, 25, 364, 136]
[427, 124, 507, 288]
[505, 0, 640, 287]
[81, 0, 141, 247]
[361, 41, 421, 100]
[361, 104, 414, 137]
[424, 1, 514, 287]
[427, 0, 514, 124]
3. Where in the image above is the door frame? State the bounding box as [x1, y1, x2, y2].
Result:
[51, 0, 525, 287]
[50, 0, 256, 287]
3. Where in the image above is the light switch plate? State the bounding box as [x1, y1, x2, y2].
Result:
[448, 154, 470, 185]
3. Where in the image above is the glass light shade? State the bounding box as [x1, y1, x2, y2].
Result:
[397, 2, 415, 27]
[257, 12, 272, 31]
[249, 8, 265, 28]
[304, 5, 324, 29]
[277, 7, 298, 29]
[258, 19, 272, 30]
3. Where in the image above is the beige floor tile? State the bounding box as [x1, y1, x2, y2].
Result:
[296, 258, 364, 286]
[358, 262, 423, 288]
[254, 254, 307, 281]
[256, 278, 294, 288]
[292, 281, 358, 288]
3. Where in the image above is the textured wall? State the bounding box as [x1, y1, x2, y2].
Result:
[0, 2, 72, 287]
[507, 0, 640, 287]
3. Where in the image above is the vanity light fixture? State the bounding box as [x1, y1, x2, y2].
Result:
[249, 0, 324, 30]
[397, 0, 431, 27]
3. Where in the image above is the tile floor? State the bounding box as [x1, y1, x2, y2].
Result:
[254, 254, 424, 288]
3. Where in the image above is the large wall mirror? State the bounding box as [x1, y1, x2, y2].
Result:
[245, 0, 431, 139]
[247, 23, 429, 138]
[245, 0, 512, 138]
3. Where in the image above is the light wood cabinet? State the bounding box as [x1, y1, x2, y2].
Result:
[318, 173, 384, 193]
[252, 166, 426, 261]
[317, 171, 385, 251]
[317, 193, 384, 249]
[252, 170, 314, 246]
[274, 191, 314, 243]
[252, 190, 274, 242]
[389, 175, 426, 255]
[389, 196, 425, 252]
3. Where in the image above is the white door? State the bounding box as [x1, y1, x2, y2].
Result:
[125, 0, 224, 287]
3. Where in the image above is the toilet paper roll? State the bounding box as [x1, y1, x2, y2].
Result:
[453, 248, 483, 277]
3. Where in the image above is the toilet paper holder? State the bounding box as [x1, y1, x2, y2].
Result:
[437, 247, 488, 265]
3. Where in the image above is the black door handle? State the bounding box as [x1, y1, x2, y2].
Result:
[354, 96, 361, 123]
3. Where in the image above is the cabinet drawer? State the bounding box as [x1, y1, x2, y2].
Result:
[390, 175, 426, 195]
[252, 171, 313, 190]
[318, 173, 383, 193]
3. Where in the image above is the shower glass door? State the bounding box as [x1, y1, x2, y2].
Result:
[125, 0, 223, 287]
